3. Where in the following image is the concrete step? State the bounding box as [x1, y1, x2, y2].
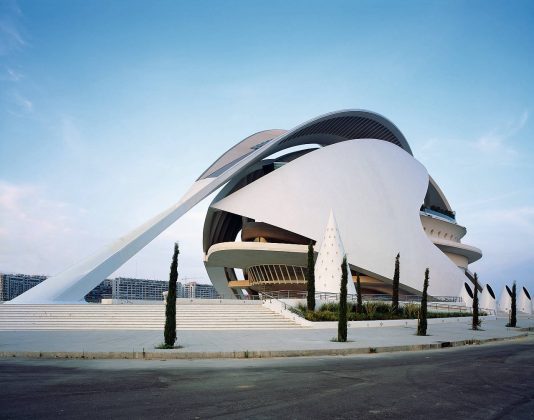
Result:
[0, 319, 295, 324]
[0, 326, 300, 330]
[0, 303, 301, 330]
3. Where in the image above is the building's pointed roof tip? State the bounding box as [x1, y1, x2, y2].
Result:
[324, 208, 346, 254]
[329, 208, 338, 220]
[325, 208, 337, 234]
[327, 208, 336, 226]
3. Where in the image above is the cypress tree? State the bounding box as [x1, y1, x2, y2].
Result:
[356, 273, 363, 314]
[392, 253, 400, 313]
[509, 281, 517, 328]
[417, 268, 429, 336]
[338, 256, 348, 342]
[164, 242, 179, 347]
[472, 273, 480, 330]
[306, 241, 315, 311]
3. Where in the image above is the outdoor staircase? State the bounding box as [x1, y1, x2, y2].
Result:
[0, 301, 302, 330]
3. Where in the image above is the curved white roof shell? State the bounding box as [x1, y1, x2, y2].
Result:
[212, 139, 467, 297]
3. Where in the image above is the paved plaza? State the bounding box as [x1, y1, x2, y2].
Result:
[0, 317, 532, 359]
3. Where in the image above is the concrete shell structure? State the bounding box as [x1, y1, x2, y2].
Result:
[480, 284, 497, 312]
[498, 286, 512, 313]
[459, 282, 474, 308]
[519, 287, 532, 314]
[11, 110, 482, 304]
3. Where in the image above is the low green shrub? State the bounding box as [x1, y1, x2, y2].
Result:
[320, 302, 342, 312]
[363, 302, 378, 319]
[403, 303, 420, 319]
[295, 301, 486, 322]
[305, 310, 338, 321]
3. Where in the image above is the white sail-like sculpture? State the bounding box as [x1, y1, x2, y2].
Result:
[314, 210, 357, 297]
[459, 282, 474, 307]
[498, 286, 512, 313]
[480, 284, 497, 312]
[519, 286, 532, 314]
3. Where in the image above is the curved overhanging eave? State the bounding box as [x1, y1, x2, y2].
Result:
[427, 176, 453, 212]
[432, 240, 483, 264]
[205, 242, 309, 269]
[273, 110, 412, 155]
[198, 129, 288, 180]
[198, 109, 412, 184]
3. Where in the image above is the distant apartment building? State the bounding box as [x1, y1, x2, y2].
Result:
[84, 279, 113, 303]
[0, 273, 47, 302]
[183, 281, 219, 299]
[0, 273, 113, 303]
[1, 272, 217, 302]
[112, 277, 168, 301]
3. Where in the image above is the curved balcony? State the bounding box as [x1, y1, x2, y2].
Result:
[432, 238, 483, 265]
[420, 205, 456, 223]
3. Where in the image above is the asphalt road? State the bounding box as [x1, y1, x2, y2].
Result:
[1, 338, 533, 419]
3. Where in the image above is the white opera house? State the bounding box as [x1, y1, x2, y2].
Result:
[12, 110, 485, 304]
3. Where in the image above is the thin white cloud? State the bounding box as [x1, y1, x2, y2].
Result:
[456, 189, 530, 210]
[466, 204, 534, 288]
[0, 181, 93, 275]
[418, 110, 530, 168]
[472, 110, 528, 160]
[479, 206, 534, 235]
[0, 21, 26, 52]
[0, 66, 23, 81]
[0, 179, 212, 283]
[416, 138, 439, 161]
[12, 91, 32, 112]
[60, 115, 83, 149]
[509, 110, 529, 136]
[0, 1, 27, 56]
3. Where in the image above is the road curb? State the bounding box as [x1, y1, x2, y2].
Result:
[0, 332, 528, 360]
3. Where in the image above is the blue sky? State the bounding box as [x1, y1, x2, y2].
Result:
[1, 0, 533, 292]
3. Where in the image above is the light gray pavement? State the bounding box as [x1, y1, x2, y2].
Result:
[0, 317, 533, 358]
